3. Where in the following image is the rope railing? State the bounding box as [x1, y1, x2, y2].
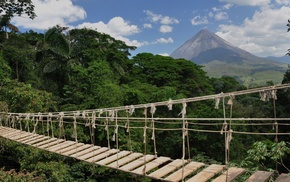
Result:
[1, 83, 290, 181]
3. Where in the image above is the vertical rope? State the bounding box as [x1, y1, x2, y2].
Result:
[180, 101, 187, 182]
[40, 113, 44, 135]
[143, 107, 148, 175]
[32, 113, 39, 134]
[25, 113, 30, 132]
[91, 111, 96, 145]
[126, 105, 134, 152]
[221, 97, 229, 181]
[11, 115, 15, 129]
[73, 112, 78, 142]
[150, 103, 157, 158]
[59, 112, 64, 140]
[49, 113, 54, 138]
[18, 116, 22, 131]
[226, 95, 234, 182]
[113, 110, 119, 168]
[272, 88, 279, 176]
[186, 119, 191, 160]
[105, 111, 110, 149]
[0, 115, 2, 126]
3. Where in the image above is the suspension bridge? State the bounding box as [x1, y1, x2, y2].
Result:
[1, 84, 290, 182]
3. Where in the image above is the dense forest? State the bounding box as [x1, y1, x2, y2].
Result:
[0, 1, 290, 181]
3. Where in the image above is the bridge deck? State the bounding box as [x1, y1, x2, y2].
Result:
[1, 126, 289, 182]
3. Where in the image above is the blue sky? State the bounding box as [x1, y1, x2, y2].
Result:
[11, 0, 290, 57]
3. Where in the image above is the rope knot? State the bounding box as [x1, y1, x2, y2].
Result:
[167, 99, 173, 110]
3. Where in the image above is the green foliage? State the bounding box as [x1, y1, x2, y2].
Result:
[0, 80, 56, 112]
[1, 24, 290, 181]
[2, 33, 37, 82]
[0, 52, 11, 83]
[0, 0, 36, 19]
[0, 168, 44, 182]
[244, 141, 290, 171]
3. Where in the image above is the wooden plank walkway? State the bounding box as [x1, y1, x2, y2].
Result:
[0, 126, 287, 182]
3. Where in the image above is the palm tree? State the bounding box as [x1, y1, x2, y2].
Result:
[36, 26, 71, 73]
[0, 15, 19, 40]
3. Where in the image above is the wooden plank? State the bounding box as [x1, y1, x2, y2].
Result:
[38, 139, 65, 149]
[47, 141, 76, 152]
[70, 146, 100, 158]
[56, 143, 84, 154]
[71, 146, 101, 160]
[25, 136, 50, 145]
[18, 134, 44, 143]
[108, 153, 143, 168]
[76, 146, 108, 160]
[32, 138, 57, 147]
[132, 156, 171, 175]
[6, 132, 32, 140]
[212, 167, 246, 182]
[165, 161, 205, 182]
[186, 164, 224, 182]
[61, 144, 92, 156]
[275, 173, 290, 182]
[0, 127, 15, 134]
[96, 151, 131, 166]
[148, 159, 184, 179]
[11, 133, 36, 141]
[0, 129, 14, 136]
[2, 130, 27, 138]
[120, 154, 155, 171]
[245, 171, 273, 182]
[85, 148, 117, 163]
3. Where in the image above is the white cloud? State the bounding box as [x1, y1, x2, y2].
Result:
[144, 10, 179, 25]
[275, 0, 290, 5]
[11, 0, 86, 30]
[215, 12, 228, 20]
[219, 0, 270, 6]
[208, 12, 214, 17]
[153, 37, 174, 44]
[223, 3, 233, 9]
[212, 7, 221, 11]
[159, 25, 173, 33]
[216, 6, 290, 57]
[191, 16, 209, 25]
[158, 53, 170, 56]
[77, 17, 145, 47]
[143, 23, 152, 28]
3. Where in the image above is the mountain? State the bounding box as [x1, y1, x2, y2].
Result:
[265, 56, 290, 64]
[170, 29, 288, 86]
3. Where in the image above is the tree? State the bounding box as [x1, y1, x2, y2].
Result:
[35, 26, 71, 97]
[0, 0, 36, 40]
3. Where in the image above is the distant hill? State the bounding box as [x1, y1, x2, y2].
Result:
[170, 29, 288, 86]
[265, 56, 290, 64]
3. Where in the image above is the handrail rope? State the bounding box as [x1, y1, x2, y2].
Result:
[12, 114, 290, 122]
[5, 84, 290, 116]
[54, 120, 290, 135]
[62, 119, 290, 127]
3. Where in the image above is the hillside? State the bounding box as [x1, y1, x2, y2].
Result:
[170, 29, 288, 86]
